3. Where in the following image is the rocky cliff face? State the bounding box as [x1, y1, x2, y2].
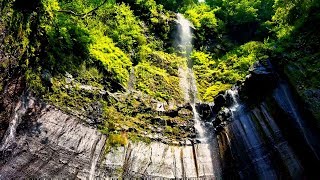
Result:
[0, 95, 105, 179]
[1, 62, 320, 179]
[202, 61, 320, 179]
[0, 94, 221, 179]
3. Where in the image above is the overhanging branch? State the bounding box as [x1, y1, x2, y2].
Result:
[56, 0, 109, 18]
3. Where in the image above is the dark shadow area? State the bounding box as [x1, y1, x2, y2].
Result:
[13, 0, 41, 13]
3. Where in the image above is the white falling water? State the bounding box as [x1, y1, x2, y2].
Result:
[176, 13, 193, 59]
[191, 104, 206, 141]
[228, 89, 240, 112]
[228, 89, 277, 178]
[176, 13, 206, 142]
[89, 154, 99, 180]
[274, 83, 320, 160]
[0, 95, 34, 151]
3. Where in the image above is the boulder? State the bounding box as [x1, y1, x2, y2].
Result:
[195, 103, 214, 122]
[212, 107, 231, 131]
[239, 60, 277, 103]
[213, 93, 227, 111]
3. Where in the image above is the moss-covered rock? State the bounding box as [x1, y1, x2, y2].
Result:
[192, 41, 269, 102]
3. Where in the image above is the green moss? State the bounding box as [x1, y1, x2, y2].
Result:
[25, 69, 46, 95]
[203, 82, 232, 102]
[108, 133, 128, 147]
[134, 62, 184, 103]
[104, 133, 128, 153]
[128, 133, 152, 144]
[148, 51, 185, 76]
[164, 126, 181, 136]
[193, 41, 269, 102]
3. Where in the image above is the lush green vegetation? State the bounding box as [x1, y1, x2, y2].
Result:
[269, 0, 320, 123]
[192, 41, 269, 101]
[1, 0, 320, 144]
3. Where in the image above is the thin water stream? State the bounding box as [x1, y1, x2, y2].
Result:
[176, 13, 207, 142]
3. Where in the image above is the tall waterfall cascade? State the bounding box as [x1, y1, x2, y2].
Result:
[176, 13, 206, 142]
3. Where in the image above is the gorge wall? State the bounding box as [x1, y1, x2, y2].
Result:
[1, 0, 320, 179]
[1, 62, 320, 179]
[0, 94, 221, 179]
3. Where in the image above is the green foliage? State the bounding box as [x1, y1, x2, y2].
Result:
[43, 15, 92, 73]
[134, 62, 183, 102]
[42, 0, 60, 17]
[101, 3, 147, 54]
[193, 41, 269, 102]
[4, 0, 320, 141]
[184, 3, 226, 53]
[203, 82, 232, 101]
[268, 0, 296, 39]
[89, 29, 132, 85]
[205, 0, 275, 43]
[117, 0, 176, 52]
[107, 133, 128, 147]
[154, 0, 198, 12]
[39, 0, 134, 87]
[185, 4, 219, 29]
[267, 0, 319, 40]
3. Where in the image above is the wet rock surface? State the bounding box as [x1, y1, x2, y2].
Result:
[195, 103, 214, 122]
[239, 60, 277, 103]
[204, 64, 320, 179]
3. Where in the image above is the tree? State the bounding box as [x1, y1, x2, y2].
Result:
[206, 0, 275, 43]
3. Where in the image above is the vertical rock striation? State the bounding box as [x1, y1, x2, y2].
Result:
[0, 95, 220, 179]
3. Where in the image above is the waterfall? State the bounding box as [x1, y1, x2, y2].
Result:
[0, 94, 34, 151]
[176, 13, 206, 142]
[228, 89, 240, 112]
[273, 82, 320, 160]
[218, 85, 316, 178]
[227, 89, 277, 178]
[89, 135, 105, 180]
